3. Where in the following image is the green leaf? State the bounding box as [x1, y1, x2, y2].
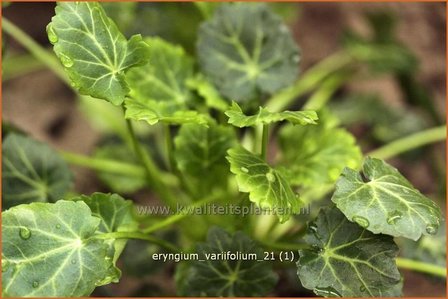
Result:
[2, 134, 73, 209]
[226, 101, 318, 128]
[331, 157, 442, 240]
[278, 109, 362, 187]
[174, 123, 236, 197]
[186, 74, 229, 111]
[2, 200, 112, 297]
[227, 147, 301, 222]
[180, 227, 278, 296]
[197, 3, 300, 102]
[48, 2, 150, 105]
[101, 2, 137, 35]
[125, 37, 208, 126]
[72, 192, 138, 282]
[297, 205, 402, 297]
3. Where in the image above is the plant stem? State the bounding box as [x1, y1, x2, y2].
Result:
[164, 124, 175, 171]
[396, 257, 446, 278]
[2, 53, 47, 81]
[60, 151, 178, 186]
[142, 194, 220, 234]
[261, 124, 269, 160]
[2, 17, 69, 85]
[368, 125, 446, 160]
[123, 111, 177, 207]
[266, 51, 353, 112]
[94, 231, 179, 253]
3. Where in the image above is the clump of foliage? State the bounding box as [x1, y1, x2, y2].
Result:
[1, 2, 445, 297]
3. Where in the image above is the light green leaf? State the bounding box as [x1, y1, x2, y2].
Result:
[278, 109, 362, 187]
[227, 147, 301, 222]
[72, 192, 138, 283]
[179, 227, 278, 296]
[197, 3, 300, 102]
[2, 200, 112, 297]
[331, 157, 442, 240]
[226, 101, 317, 128]
[297, 205, 402, 297]
[125, 37, 208, 125]
[186, 74, 229, 111]
[174, 123, 236, 197]
[2, 134, 73, 210]
[48, 2, 150, 105]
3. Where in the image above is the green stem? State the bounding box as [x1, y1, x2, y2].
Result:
[143, 194, 220, 234]
[266, 51, 353, 112]
[261, 124, 269, 160]
[94, 231, 179, 253]
[164, 124, 175, 171]
[303, 70, 354, 110]
[368, 125, 446, 160]
[396, 257, 446, 278]
[2, 17, 69, 85]
[2, 53, 46, 81]
[60, 151, 177, 186]
[123, 110, 177, 207]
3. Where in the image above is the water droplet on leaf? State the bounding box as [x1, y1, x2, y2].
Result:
[292, 54, 300, 64]
[71, 259, 77, 264]
[314, 286, 341, 297]
[19, 227, 31, 240]
[426, 224, 438, 235]
[308, 223, 318, 233]
[240, 167, 249, 173]
[2, 260, 10, 272]
[266, 172, 276, 182]
[56, 224, 61, 229]
[46, 24, 58, 44]
[32, 281, 39, 288]
[352, 216, 369, 228]
[387, 210, 403, 225]
[59, 53, 74, 68]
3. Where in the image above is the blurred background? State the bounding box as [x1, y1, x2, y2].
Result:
[2, 2, 446, 297]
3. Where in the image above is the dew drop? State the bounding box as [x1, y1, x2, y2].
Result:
[266, 172, 276, 183]
[426, 224, 438, 235]
[2, 260, 10, 272]
[313, 286, 341, 297]
[59, 53, 74, 68]
[240, 167, 249, 174]
[56, 224, 61, 229]
[19, 227, 31, 240]
[71, 259, 77, 265]
[308, 223, 318, 233]
[352, 216, 369, 228]
[46, 24, 58, 44]
[387, 210, 403, 225]
[292, 54, 300, 64]
[32, 281, 39, 288]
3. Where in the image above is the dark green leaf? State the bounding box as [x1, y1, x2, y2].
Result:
[332, 157, 442, 240]
[174, 123, 236, 197]
[278, 109, 362, 187]
[48, 2, 150, 105]
[180, 227, 278, 296]
[2, 134, 73, 209]
[2, 200, 112, 297]
[297, 205, 402, 297]
[227, 147, 301, 222]
[125, 37, 208, 126]
[226, 101, 317, 127]
[197, 3, 300, 102]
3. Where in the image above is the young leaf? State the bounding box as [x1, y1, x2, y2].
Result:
[226, 101, 317, 128]
[2, 134, 73, 209]
[125, 37, 208, 126]
[48, 2, 150, 105]
[186, 74, 229, 111]
[174, 123, 236, 197]
[180, 227, 278, 296]
[297, 205, 402, 297]
[227, 147, 301, 222]
[197, 3, 300, 102]
[331, 157, 442, 240]
[72, 192, 138, 283]
[278, 109, 362, 187]
[2, 200, 112, 297]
